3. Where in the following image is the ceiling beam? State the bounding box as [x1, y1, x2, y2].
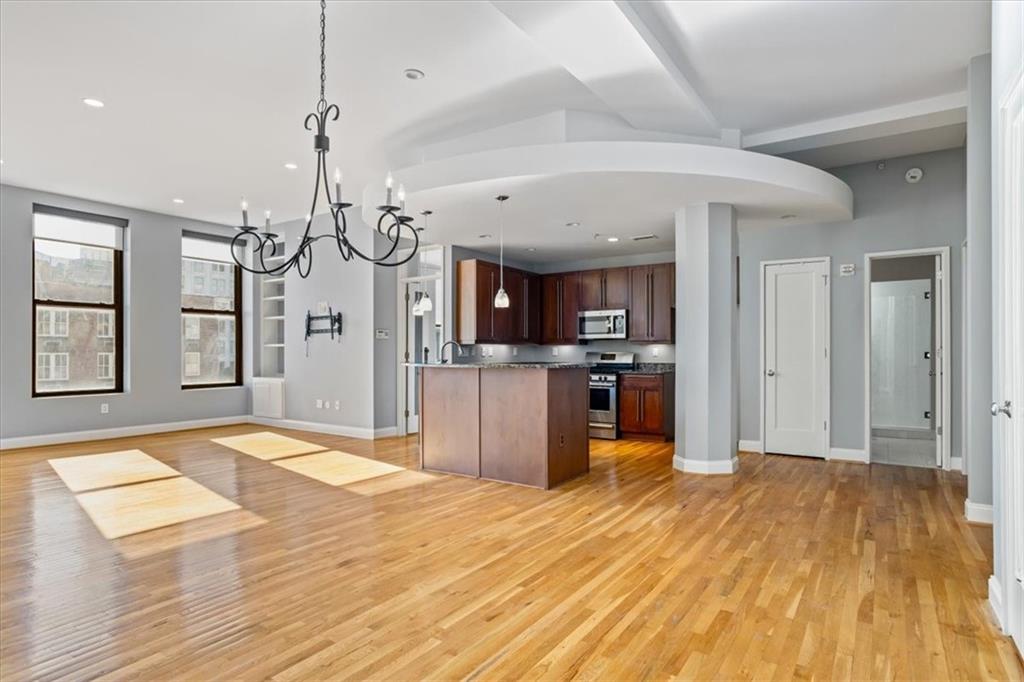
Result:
[742, 91, 967, 155]
[491, 0, 720, 137]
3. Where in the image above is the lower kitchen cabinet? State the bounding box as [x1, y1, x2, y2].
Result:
[619, 373, 675, 441]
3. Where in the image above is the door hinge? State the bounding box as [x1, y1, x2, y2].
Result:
[924, 410, 932, 419]
[924, 291, 931, 299]
[404, 409, 410, 417]
[824, 420, 828, 431]
[937, 426, 943, 436]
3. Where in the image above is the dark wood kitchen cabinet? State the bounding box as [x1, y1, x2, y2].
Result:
[457, 259, 540, 344]
[628, 263, 674, 342]
[541, 272, 579, 344]
[618, 373, 674, 441]
[577, 268, 630, 311]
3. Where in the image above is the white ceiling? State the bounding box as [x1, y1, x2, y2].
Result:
[0, 0, 989, 257]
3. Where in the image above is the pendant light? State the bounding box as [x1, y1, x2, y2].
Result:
[493, 195, 510, 308]
[419, 289, 434, 313]
[412, 289, 424, 316]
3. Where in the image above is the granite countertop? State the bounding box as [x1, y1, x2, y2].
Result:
[408, 362, 592, 369]
[618, 363, 676, 374]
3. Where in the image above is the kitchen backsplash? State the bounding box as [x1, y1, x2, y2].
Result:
[454, 340, 675, 364]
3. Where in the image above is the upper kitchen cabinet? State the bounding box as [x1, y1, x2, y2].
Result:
[628, 263, 674, 342]
[457, 259, 539, 345]
[458, 259, 500, 344]
[578, 268, 629, 311]
[541, 272, 579, 344]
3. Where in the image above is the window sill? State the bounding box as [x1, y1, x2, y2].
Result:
[181, 383, 243, 391]
[32, 390, 124, 399]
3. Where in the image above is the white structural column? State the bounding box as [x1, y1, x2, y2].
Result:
[965, 53, 993, 522]
[673, 203, 739, 475]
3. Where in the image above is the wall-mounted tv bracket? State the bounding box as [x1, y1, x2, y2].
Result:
[304, 308, 343, 356]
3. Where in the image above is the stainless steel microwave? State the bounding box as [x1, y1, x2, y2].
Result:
[578, 309, 627, 340]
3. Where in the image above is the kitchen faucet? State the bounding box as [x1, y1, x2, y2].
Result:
[439, 340, 463, 364]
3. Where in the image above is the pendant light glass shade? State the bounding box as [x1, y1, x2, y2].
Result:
[494, 194, 510, 308]
[494, 287, 509, 308]
[420, 292, 434, 312]
[411, 291, 424, 316]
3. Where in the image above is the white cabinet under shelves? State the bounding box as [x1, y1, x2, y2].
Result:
[253, 377, 284, 418]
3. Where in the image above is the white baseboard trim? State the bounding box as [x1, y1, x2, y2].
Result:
[738, 439, 763, 453]
[965, 499, 994, 525]
[374, 426, 398, 438]
[828, 447, 869, 463]
[247, 416, 378, 440]
[672, 454, 739, 475]
[989, 575, 1005, 631]
[950, 456, 964, 472]
[0, 416, 249, 451]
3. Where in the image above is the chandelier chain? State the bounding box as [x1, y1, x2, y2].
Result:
[318, 0, 327, 111]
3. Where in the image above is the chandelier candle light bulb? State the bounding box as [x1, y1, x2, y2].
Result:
[241, 197, 249, 227]
[264, 210, 271, 230]
[398, 184, 406, 214]
[385, 172, 394, 207]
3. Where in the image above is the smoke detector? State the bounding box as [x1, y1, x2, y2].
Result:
[905, 167, 924, 183]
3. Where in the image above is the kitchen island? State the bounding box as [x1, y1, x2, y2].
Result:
[416, 363, 589, 489]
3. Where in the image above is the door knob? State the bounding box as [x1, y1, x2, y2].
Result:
[991, 400, 1013, 418]
[766, 369, 776, 377]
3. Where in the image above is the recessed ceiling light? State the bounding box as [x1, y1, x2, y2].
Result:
[82, 98, 105, 108]
[607, 236, 619, 243]
[284, 162, 298, 170]
[404, 68, 425, 80]
[527, 247, 537, 252]
[172, 198, 185, 204]
[565, 221, 580, 228]
[780, 214, 796, 219]
[478, 234, 492, 239]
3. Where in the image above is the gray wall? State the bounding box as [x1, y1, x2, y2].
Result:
[373, 233, 398, 429]
[0, 183, 250, 440]
[738, 147, 967, 455]
[280, 211, 376, 431]
[966, 54, 993, 507]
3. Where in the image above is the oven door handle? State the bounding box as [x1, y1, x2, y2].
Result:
[590, 382, 616, 388]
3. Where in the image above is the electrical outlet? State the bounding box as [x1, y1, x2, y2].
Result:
[324, 398, 331, 409]
[334, 400, 340, 410]
[317, 301, 329, 315]
[100, 403, 109, 414]
[552, 347, 559, 357]
[316, 399, 323, 409]
[512, 347, 518, 356]
[652, 346, 661, 358]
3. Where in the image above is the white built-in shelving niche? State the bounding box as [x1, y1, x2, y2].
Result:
[259, 254, 286, 377]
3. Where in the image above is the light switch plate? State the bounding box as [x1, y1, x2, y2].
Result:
[374, 329, 389, 340]
[552, 347, 559, 357]
[100, 403, 109, 414]
[315, 399, 323, 409]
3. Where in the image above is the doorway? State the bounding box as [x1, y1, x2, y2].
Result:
[396, 245, 445, 436]
[863, 248, 951, 469]
[760, 257, 831, 458]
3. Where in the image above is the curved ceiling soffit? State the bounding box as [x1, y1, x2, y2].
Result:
[360, 141, 854, 226]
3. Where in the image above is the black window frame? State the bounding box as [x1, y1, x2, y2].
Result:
[180, 234, 243, 389]
[31, 205, 126, 398]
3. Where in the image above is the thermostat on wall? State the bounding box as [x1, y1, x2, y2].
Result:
[840, 264, 856, 277]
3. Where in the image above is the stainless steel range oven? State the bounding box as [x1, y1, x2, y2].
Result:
[587, 352, 635, 439]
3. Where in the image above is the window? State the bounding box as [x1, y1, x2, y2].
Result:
[33, 205, 125, 396]
[97, 352, 113, 379]
[37, 353, 69, 381]
[181, 233, 241, 387]
[96, 311, 113, 338]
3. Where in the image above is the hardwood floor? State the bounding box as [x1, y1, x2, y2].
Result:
[1, 426, 1020, 680]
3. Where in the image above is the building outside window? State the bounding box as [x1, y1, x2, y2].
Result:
[32, 205, 125, 396]
[181, 233, 241, 387]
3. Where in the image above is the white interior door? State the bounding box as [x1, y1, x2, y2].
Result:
[994, 70, 1024, 652]
[763, 259, 829, 457]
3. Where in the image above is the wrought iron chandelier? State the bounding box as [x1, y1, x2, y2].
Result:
[231, 0, 419, 278]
